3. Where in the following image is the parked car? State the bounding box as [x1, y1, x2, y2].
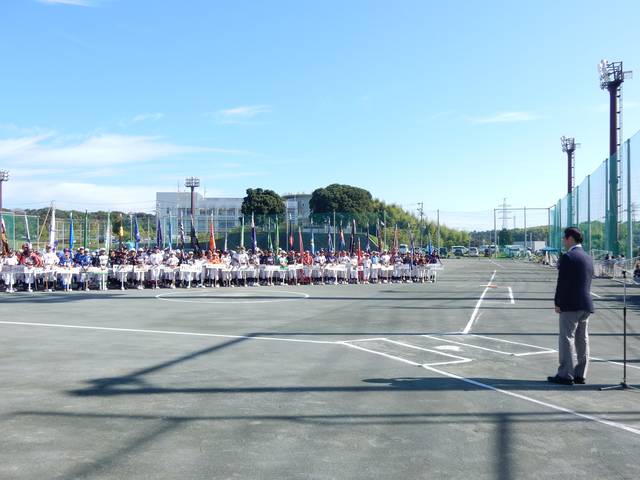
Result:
[452, 246, 465, 257]
[439, 247, 448, 257]
[468, 247, 479, 257]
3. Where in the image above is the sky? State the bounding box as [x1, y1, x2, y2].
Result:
[1, 0, 639, 229]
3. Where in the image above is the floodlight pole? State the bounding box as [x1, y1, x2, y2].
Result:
[561, 137, 578, 227]
[185, 177, 200, 250]
[599, 59, 632, 255]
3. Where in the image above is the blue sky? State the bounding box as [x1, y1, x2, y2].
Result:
[1, 0, 639, 229]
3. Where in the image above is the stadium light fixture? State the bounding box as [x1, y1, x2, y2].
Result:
[0, 169, 9, 216]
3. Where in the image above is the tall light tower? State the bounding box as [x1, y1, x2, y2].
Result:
[599, 59, 632, 254]
[185, 177, 200, 250]
[561, 136, 579, 227]
[0, 169, 9, 219]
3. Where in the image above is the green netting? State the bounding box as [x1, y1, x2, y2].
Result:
[550, 127, 639, 256]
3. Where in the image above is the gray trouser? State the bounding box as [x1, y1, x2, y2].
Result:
[557, 310, 590, 380]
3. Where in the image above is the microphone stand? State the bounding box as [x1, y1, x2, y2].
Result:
[600, 271, 638, 391]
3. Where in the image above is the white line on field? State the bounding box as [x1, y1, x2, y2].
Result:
[590, 291, 602, 298]
[489, 259, 505, 269]
[0, 321, 337, 345]
[508, 287, 515, 304]
[420, 363, 640, 437]
[462, 270, 496, 334]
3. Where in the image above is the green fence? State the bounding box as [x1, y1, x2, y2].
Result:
[549, 128, 640, 257]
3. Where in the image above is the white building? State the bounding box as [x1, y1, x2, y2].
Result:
[155, 191, 313, 234]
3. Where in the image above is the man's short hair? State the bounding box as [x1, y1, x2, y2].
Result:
[564, 227, 583, 244]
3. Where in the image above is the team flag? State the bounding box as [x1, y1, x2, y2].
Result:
[49, 203, 57, 250]
[224, 230, 228, 252]
[376, 220, 383, 251]
[288, 216, 294, 249]
[178, 212, 185, 249]
[105, 211, 112, 251]
[298, 226, 304, 257]
[365, 223, 371, 252]
[339, 224, 345, 251]
[83, 210, 89, 249]
[392, 224, 399, 254]
[156, 216, 163, 248]
[23, 212, 31, 248]
[69, 212, 75, 250]
[310, 220, 315, 255]
[208, 214, 216, 252]
[251, 213, 257, 252]
[267, 218, 274, 251]
[327, 223, 334, 253]
[167, 217, 173, 250]
[118, 213, 124, 249]
[190, 215, 200, 253]
[1, 216, 10, 255]
[274, 215, 279, 251]
[357, 237, 363, 263]
[349, 219, 356, 255]
[240, 216, 245, 248]
[133, 215, 141, 250]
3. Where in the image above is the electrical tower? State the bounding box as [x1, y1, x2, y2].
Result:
[499, 198, 511, 230]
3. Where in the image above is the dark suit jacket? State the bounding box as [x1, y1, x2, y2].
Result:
[554, 246, 594, 313]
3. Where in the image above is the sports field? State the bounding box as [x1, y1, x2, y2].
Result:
[1, 259, 639, 479]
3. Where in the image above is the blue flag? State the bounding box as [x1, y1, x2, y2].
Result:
[327, 225, 334, 253]
[69, 212, 75, 250]
[133, 215, 141, 250]
[156, 217, 163, 248]
[167, 218, 173, 250]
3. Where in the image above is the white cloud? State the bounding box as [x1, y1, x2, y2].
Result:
[37, 0, 93, 6]
[0, 133, 244, 167]
[4, 180, 162, 212]
[119, 112, 165, 126]
[209, 105, 272, 124]
[470, 111, 543, 124]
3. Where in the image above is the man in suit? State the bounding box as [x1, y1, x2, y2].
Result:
[548, 227, 594, 385]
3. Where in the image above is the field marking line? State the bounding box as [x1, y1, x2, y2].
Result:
[470, 334, 640, 371]
[489, 259, 505, 269]
[590, 291, 602, 298]
[423, 334, 526, 356]
[381, 338, 472, 363]
[508, 287, 515, 304]
[420, 363, 640, 437]
[340, 340, 471, 367]
[462, 270, 497, 334]
[0, 321, 337, 345]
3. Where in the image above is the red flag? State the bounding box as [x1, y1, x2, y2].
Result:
[298, 226, 304, 258]
[208, 217, 216, 252]
[357, 237, 362, 263]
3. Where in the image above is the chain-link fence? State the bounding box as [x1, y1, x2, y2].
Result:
[549, 128, 640, 258]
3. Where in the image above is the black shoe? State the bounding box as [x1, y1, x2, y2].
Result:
[574, 377, 586, 384]
[547, 375, 574, 386]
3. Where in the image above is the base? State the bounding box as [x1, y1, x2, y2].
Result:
[600, 382, 640, 391]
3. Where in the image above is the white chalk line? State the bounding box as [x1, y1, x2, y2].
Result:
[3, 320, 640, 436]
[489, 259, 505, 269]
[420, 363, 640, 437]
[0, 321, 336, 345]
[508, 286, 515, 304]
[590, 291, 602, 298]
[462, 270, 496, 334]
[340, 340, 471, 367]
[422, 334, 554, 357]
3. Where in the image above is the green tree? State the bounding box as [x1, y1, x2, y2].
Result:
[241, 188, 285, 217]
[309, 184, 373, 214]
[498, 228, 512, 246]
